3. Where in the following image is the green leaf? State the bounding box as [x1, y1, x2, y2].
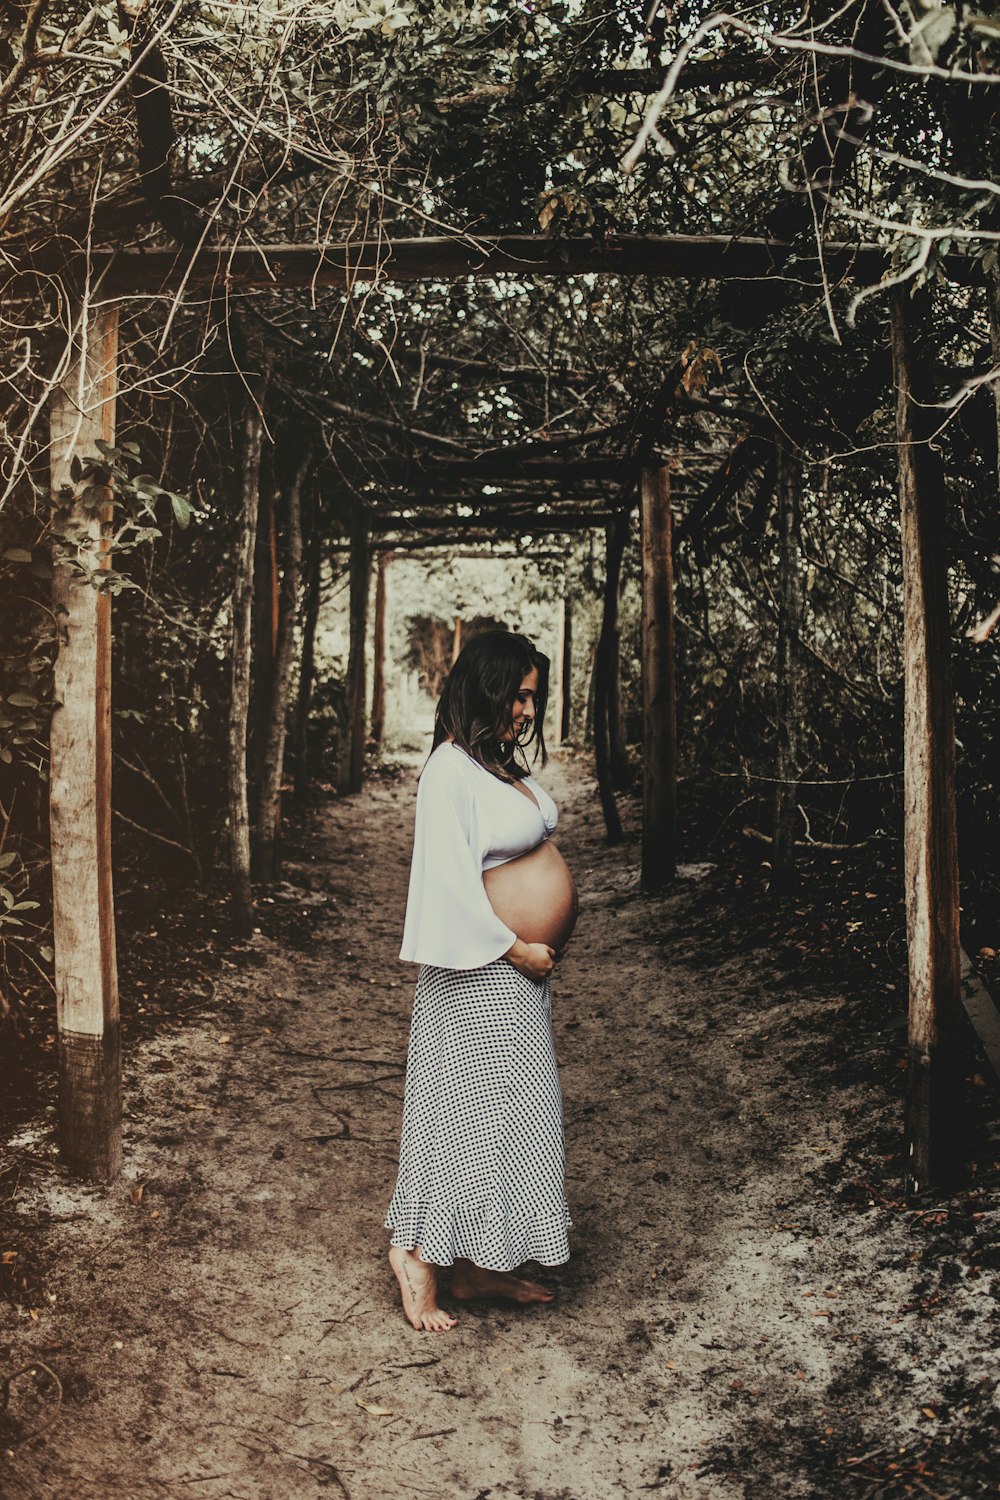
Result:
[2, 548, 32, 563]
[39, 946, 54, 963]
[11, 901, 39, 912]
[170, 493, 194, 529]
[7, 693, 38, 708]
[0, 852, 16, 869]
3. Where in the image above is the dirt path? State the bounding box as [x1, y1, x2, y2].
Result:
[2, 754, 997, 1499]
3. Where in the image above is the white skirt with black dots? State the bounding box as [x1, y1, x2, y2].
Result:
[384, 958, 572, 1270]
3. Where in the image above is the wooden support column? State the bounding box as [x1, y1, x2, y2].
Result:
[227, 383, 267, 936]
[551, 596, 566, 749]
[371, 550, 390, 749]
[254, 451, 308, 880]
[640, 466, 677, 891]
[338, 516, 370, 795]
[594, 514, 628, 844]
[771, 435, 804, 895]
[889, 286, 964, 1194]
[49, 302, 122, 1182]
[561, 594, 573, 743]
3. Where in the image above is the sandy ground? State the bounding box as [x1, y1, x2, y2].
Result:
[1, 753, 998, 1499]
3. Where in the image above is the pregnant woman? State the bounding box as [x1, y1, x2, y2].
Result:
[385, 629, 578, 1332]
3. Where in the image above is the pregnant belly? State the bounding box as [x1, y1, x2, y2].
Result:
[484, 841, 578, 952]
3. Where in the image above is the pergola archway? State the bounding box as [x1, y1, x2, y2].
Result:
[48, 233, 962, 1197]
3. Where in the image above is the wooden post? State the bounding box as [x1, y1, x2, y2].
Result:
[371, 550, 390, 748]
[551, 596, 566, 749]
[889, 286, 964, 1194]
[292, 514, 322, 803]
[561, 593, 573, 743]
[594, 515, 628, 844]
[451, 615, 463, 665]
[227, 384, 267, 936]
[640, 466, 677, 891]
[771, 435, 804, 895]
[338, 516, 370, 795]
[254, 451, 308, 879]
[49, 301, 122, 1182]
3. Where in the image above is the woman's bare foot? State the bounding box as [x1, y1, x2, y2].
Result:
[450, 1260, 555, 1304]
[389, 1246, 458, 1332]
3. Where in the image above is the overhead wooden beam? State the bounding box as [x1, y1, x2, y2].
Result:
[889, 285, 964, 1195]
[372, 510, 615, 533]
[640, 466, 677, 890]
[49, 302, 122, 1183]
[54, 234, 974, 296]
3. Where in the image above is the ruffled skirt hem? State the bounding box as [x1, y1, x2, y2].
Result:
[384, 1195, 572, 1271]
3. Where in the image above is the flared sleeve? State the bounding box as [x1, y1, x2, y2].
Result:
[399, 745, 517, 969]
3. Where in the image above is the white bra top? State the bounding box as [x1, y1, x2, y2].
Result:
[398, 741, 559, 970]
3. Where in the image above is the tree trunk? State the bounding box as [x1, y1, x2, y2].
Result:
[254, 452, 309, 880]
[337, 516, 370, 796]
[292, 514, 322, 803]
[49, 301, 122, 1183]
[228, 383, 267, 935]
[889, 285, 963, 1195]
[371, 551, 390, 748]
[561, 594, 573, 743]
[771, 434, 804, 895]
[594, 515, 628, 843]
[640, 466, 677, 891]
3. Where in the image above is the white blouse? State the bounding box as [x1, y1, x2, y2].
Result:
[399, 741, 558, 970]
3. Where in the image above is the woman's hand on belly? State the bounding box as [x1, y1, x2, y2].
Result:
[505, 937, 556, 981]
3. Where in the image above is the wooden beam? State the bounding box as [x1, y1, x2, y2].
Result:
[594, 515, 629, 844]
[889, 285, 964, 1195]
[63, 234, 975, 296]
[640, 467, 677, 890]
[561, 595, 573, 743]
[551, 597, 566, 750]
[337, 515, 370, 795]
[771, 434, 804, 895]
[370, 550, 390, 748]
[372, 510, 614, 534]
[49, 302, 122, 1183]
[227, 380, 267, 936]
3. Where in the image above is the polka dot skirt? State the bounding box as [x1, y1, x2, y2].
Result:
[385, 958, 572, 1271]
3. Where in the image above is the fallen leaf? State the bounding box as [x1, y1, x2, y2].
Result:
[356, 1400, 393, 1417]
[921, 1407, 937, 1420]
[1, 1251, 17, 1264]
[130, 1184, 144, 1205]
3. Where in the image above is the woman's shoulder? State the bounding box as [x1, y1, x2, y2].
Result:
[420, 741, 477, 788]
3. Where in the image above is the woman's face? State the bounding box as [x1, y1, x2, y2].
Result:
[504, 666, 539, 741]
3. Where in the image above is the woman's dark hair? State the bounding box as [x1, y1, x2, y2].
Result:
[431, 629, 548, 781]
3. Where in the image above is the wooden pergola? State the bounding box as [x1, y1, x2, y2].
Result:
[46, 232, 963, 1194]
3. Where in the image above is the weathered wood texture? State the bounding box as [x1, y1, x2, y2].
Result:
[640, 467, 677, 891]
[551, 596, 566, 750]
[49, 301, 122, 1182]
[292, 520, 322, 802]
[255, 453, 308, 878]
[227, 389, 266, 935]
[337, 518, 371, 795]
[771, 436, 804, 895]
[71, 235, 975, 296]
[594, 515, 629, 844]
[560, 595, 573, 743]
[890, 286, 964, 1194]
[370, 551, 390, 747]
